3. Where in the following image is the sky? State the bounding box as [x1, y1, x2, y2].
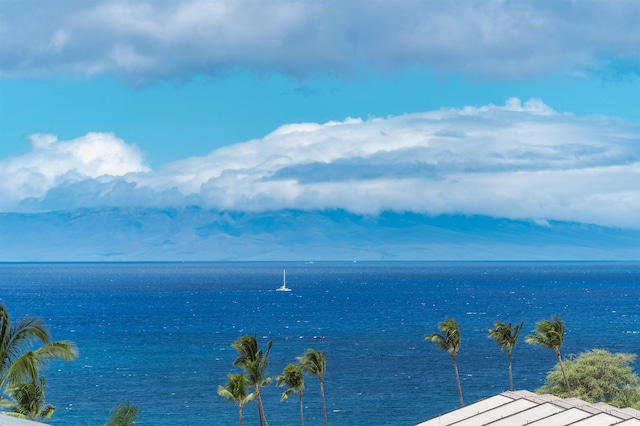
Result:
[0, 0, 639, 260]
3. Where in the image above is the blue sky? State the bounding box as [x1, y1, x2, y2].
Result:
[0, 0, 639, 260]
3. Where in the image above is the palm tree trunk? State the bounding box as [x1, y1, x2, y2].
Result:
[508, 350, 514, 391]
[319, 376, 327, 426]
[256, 387, 269, 426]
[556, 348, 572, 397]
[239, 405, 243, 426]
[299, 391, 305, 426]
[255, 386, 262, 426]
[452, 354, 464, 407]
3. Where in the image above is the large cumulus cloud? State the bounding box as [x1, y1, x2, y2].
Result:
[1, 0, 639, 82]
[0, 132, 149, 208]
[2, 99, 638, 229]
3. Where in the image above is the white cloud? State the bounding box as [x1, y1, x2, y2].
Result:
[0, 132, 149, 208]
[1, 99, 638, 229]
[1, 0, 639, 82]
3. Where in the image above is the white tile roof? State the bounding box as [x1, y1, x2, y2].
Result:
[0, 415, 49, 426]
[618, 420, 640, 425]
[415, 390, 640, 426]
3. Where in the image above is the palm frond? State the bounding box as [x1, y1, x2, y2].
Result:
[218, 373, 255, 406]
[243, 392, 256, 405]
[526, 315, 565, 350]
[488, 321, 524, 352]
[3, 341, 78, 386]
[11, 316, 50, 347]
[0, 412, 28, 419]
[39, 404, 56, 420]
[298, 349, 326, 378]
[1, 304, 50, 374]
[33, 341, 79, 361]
[425, 333, 448, 351]
[104, 401, 138, 426]
[280, 387, 295, 401]
[2, 351, 39, 386]
[0, 396, 25, 416]
[232, 334, 273, 393]
[426, 317, 460, 355]
[1, 377, 55, 421]
[277, 363, 304, 402]
[232, 334, 259, 365]
[217, 386, 234, 401]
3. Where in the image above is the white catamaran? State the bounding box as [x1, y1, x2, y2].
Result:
[276, 270, 291, 292]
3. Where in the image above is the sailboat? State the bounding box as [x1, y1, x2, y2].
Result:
[276, 269, 291, 292]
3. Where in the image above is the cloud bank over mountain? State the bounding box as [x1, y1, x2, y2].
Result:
[2, 0, 639, 82]
[2, 99, 639, 230]
[0, 132, 149, 208]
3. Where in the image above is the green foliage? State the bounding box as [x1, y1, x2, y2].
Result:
[537, 349, 640, 409]
[298, 349, 328, 426]
[0, 303, 77, 424]
[298, 349, 326, 380]
[277, 364, 304, 402]
[488, 321, 524, 354]
[488, 321, 524, 391]
[0, 376, 55, 421]
[218, 373, 255, 407]
[232, 334, 273, 426]
[525, 315, 565, 353]
[526, 314, 572, 396]
[76, 401, 139, 426]
[0, 305, 49, 355]
[1, 304, 49, 387]
[232, 334, 273, 389]
[0, 303, 78, 390]
[103, 401, 139, 426]
[277, 364, 305, 426]
[218, 373, 255, 426]
[426, 317, 464, 406]
[425, 316, 460, 355]
[4, 341, 79, 387]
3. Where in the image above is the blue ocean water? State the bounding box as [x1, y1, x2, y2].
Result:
[0, 262, 638, 426]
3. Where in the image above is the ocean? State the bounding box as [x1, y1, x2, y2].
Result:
[0, 262, 638, 425]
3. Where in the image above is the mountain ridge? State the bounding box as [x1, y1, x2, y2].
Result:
[1, 208, 638, 261]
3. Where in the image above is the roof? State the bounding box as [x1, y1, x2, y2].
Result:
[0, 415, 49, 426]
[415, 390, 640, 426]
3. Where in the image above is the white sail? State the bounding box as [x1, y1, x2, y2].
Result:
[276, 269, 291, 291]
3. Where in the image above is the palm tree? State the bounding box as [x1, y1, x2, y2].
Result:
[232, 334, 272, 426]
[525, 314, 572, 397]
[425, 316, 464, 407]
[1, 304, 78, 389]
[277, 363, 305, 426]
[488, 320, 524, 391]
[78, 401, 139, 426]
[103, 401, 139, 426]
[0, 376, 55, 421]
[218, 373, 255, 426]
[298, 349, 327, 426]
